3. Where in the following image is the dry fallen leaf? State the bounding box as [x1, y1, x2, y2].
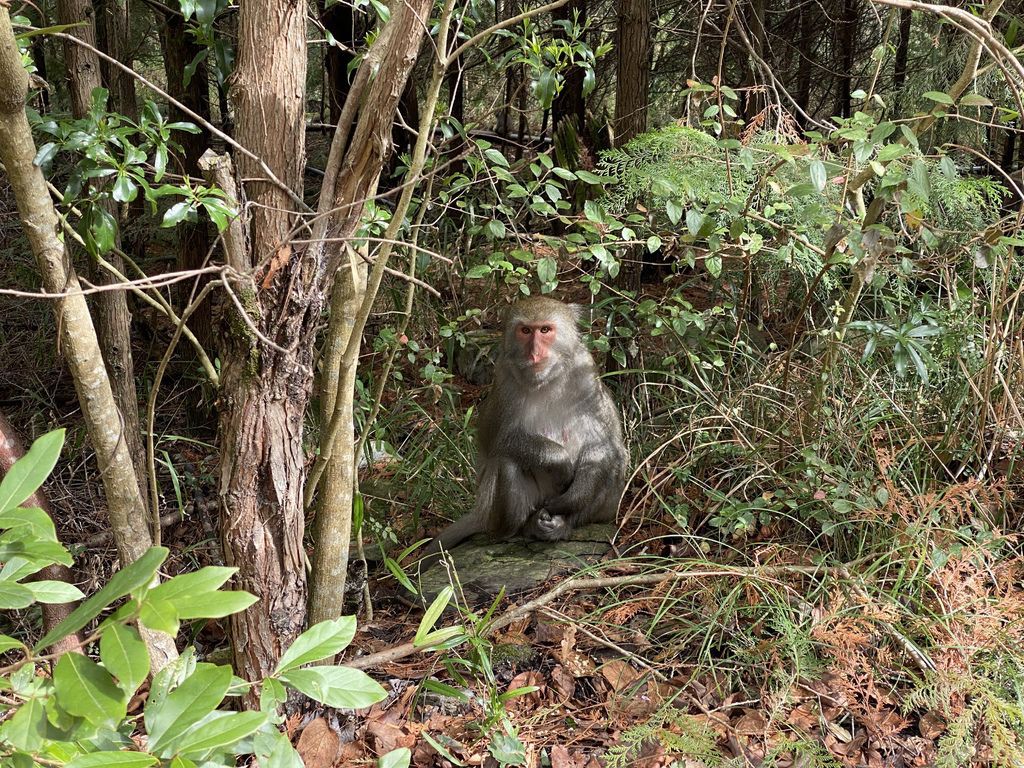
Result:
[918, 710, 946, 740]
[262, 244, 292, 289]
[599, 660, 639, 693]
[296, 717, 339, 768]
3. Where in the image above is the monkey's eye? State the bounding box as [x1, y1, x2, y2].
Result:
[539, 325, 552, 334]
[519, 326, 531, 335]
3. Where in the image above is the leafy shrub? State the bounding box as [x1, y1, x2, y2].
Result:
[0, 430, 404, 768]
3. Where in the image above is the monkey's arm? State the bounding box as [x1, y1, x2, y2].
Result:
[542, 443, 625, 524]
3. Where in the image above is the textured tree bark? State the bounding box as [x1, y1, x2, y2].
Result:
[0, 412, 80, 656]
[613, 0, 650, 147]
[55, 0, 149, 517]
[0, 9, 175, 669]
[220, 0, 311, 687]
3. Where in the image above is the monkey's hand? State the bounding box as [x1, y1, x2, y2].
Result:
[524, 509, 571, 541]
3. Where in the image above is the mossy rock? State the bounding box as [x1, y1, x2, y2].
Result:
[417, 523, 615, 604]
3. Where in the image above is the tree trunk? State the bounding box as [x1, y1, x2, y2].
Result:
[158, 10, 213, 352]
[795, 4, 814, 124]
[551, 0, 587, 132]
[307, 258, 367, 618]
[220, 0, 311, 687]
[613, 0, 650, 146]
[742, 0, 767, 122]
[305, 0, 435, 627]
[0, 8, 175, 669]
[55, 0, 150, 526]
[834, 0, 857, 119]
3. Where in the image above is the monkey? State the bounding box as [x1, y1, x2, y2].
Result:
[422, 296, 628, 563]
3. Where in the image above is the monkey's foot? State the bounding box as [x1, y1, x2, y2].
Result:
[523, 509, 571, 541]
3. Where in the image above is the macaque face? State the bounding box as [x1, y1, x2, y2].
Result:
[515, 320, 557, 372]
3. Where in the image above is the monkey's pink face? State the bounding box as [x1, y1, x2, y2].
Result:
[515, 321, 557, 371]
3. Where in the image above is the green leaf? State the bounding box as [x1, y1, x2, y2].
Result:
[0, 634, 25, 653]
[162, 201, 193, 228]
[665, 199, 682, 226]
[809, 159, 826, 193]
[876, 143, 909, 162]
[280, 666, 387, 709]
[176, 590, 257, 619]
[646, 235, 661, 253]
[922, 90, 954, 105]
[0, 582, 34, 610]
[275, 616, 357, 674]
[101, 623, 150, 694]
[0, 696, 49, 750]
[685, 209, 705, 237]
[415, 586, 453, 647]
[465, 265, 492, 279]
[33, 142, 58, 168]
[575, 170, 611, 184]
[378, 747, 412, 768]
[146, 663, 233, 752]
[959, 92, 993, 107]
[146, 566, 234, 605]
[0, 429, 64, 514]
[54, 653, 127, 725]
[705, 254, 722, 278]
[66, 753, 158, 768]
[139, 595, 180, 636]
[34, 547, 168, 653]
[25, 580, 84, 604]
[536, 256, 558, 286]
[169, 711, 267, 756]
[483, 148, 509, 168]
[534, 70, 557, 109]
[90, 205, 118, 254]
[112, 174, 138, 203]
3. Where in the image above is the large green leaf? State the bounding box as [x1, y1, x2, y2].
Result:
[169, 711, 267, 757]
[0, 696, 49, 750]
[25, 579, 84, 604]
[274, 616, 356, 674]
[0, 581, 34, 610]
[66, 753, 158, 768]
[0, 429, 64, 514]
[54, 653, 127, 725]
[34, 547, 168, 652]
[280, 666, 386, 709]
[100, 623, 150, 694]
[146, 663, 232, 753]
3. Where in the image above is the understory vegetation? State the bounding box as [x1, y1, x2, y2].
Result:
[0, 0, 1022, 766]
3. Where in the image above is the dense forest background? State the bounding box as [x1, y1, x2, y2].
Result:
[0, 0, 1023, 765]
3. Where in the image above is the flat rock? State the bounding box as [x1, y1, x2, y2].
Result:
[417, 523, 616, 603]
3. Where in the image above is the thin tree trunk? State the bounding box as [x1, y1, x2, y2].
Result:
[613, 0, 650, 146]
[0, 9, 175, 669]
[305, 0, 435, 627]
[795, 4, 814, 125]
[0, 412, 80, 656]
[308, 258, 367, 612]
[835, 0, 857, 119]
[55, 0, 150, 527]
